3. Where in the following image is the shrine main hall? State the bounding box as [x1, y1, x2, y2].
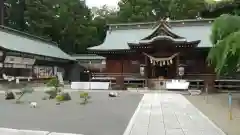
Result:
[84, 19, 216, 89]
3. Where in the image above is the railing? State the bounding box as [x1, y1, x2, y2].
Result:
[90, 73, 240, 90]
[148, 78, 240, 91]
[91, 73, 146, 88]
[92, 73, 143, 80]
[79, 63, 106, 70]
[215, 80, 240, 90]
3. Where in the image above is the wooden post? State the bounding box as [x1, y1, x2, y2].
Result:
[204, 74, 216, 93]
[144, 55, 148, 87]
[176, 53, 180, 78]
[116, 57, 124, 90]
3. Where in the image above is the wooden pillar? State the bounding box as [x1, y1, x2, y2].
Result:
[116, 57, 124, 90]
[176, 53, 180, 78]
[144, 55, 148, 87]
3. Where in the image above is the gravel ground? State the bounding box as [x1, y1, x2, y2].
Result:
[0, 91, 143, 135]
[184, 93, 240, 135]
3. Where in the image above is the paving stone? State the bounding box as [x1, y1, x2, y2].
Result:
[18, 130, 49, 135]
[201, 130, 223, 135]
[130, 124, 148, 135]
[0, 128, 19, 135]
[165, 129, 184, 135]
[148, 122, 165, 135]
[183, 130, 203, 135]
[48, 133, 83, 135]
[0, 128, 49, 135]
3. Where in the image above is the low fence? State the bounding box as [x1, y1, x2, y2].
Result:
[91, 73, 146, 88]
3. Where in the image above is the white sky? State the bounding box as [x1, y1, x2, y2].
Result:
[86, 0, 120, 8]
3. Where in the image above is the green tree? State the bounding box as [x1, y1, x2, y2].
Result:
[117, 0, 155, 22]
[4, 0, 26, 31]
[4, 0, 105, 54]
[168, 0, 206, 19]
[91, 5, 119, 23]
[117, 0, 207, 23]
[207, 14, 240, 76]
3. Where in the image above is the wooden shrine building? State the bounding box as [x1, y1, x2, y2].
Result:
[0, 26, 81, 82]
[88, 19, 215, 89]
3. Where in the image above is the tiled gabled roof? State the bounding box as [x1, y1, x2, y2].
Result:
[88, 18, 213, 51]
[0, 26, 75, 61]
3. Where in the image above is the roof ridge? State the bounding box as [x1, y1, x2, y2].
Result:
[71, 54, 100, 56]
[0, 25, 58, 46]
[108, 18, 215, 26]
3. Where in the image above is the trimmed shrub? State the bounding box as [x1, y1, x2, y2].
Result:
[45, 89, 58, 99]
[56, 95, 64, 102]
[5, 91, 15, 100]
[61, 92, 71, 101]
[80, 92, 91, 104]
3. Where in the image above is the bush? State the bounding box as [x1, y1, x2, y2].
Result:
[5, 91, 15, 100]
[45, 89, 58, 99]
[16, 86, 34, 102]
[56, 95, 64, 102]
[80, 92, 91, 104]
[47, 77, 63, 93]
[61, 92, 71, 101]
[45, 77, 63, 99]
[55, 92, 71, 102]
[80, 92, 89, 98]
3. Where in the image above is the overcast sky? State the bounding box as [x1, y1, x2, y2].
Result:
[85, 0, 120, 8]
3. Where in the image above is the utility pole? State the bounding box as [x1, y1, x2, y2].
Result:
[0, 0, 4, 25]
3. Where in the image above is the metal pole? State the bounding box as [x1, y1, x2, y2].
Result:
[89, 71, 91, 90]
[228, 92, 233, 120]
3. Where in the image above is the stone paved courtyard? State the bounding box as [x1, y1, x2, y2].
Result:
[124, 93, 226, 135]
[0, 91, 142, 135]
[0, 90, 230, 135]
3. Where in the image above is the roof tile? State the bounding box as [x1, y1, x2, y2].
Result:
[0, 26, 75, 61]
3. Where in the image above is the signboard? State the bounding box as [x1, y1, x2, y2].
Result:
[22, 58, 35, 65]
[33, 66, 53, 78]
[4, 56, 35, 65]
[4, 56, 22, 64]
[13, 64, 26, 68]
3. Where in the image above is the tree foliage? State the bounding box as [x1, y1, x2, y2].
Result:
[117, 0, 207, 22]
[208, 14, 240, 76]
[3, 0, 237, 54]
[4, 0, 105, 54]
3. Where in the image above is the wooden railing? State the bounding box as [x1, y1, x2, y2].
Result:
[90, 73, 240, 90]
[92, 73, 142, 77]
[91, 73, 146, 88]
[79, 63, 106, 70]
